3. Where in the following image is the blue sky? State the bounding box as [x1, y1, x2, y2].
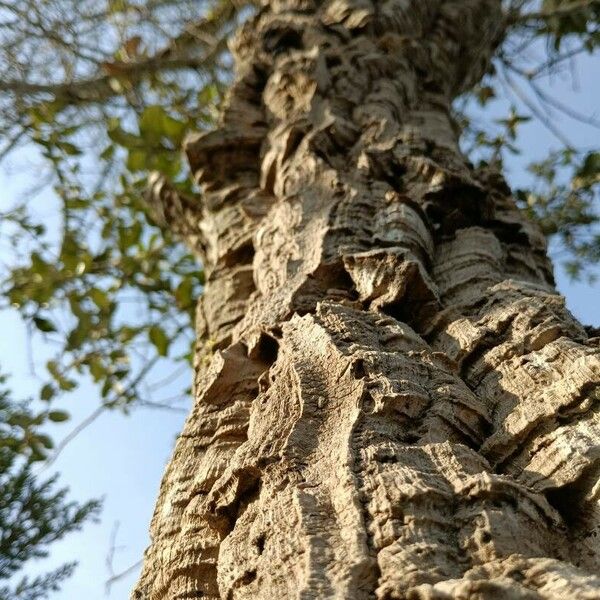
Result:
[0, 45, 599, 600]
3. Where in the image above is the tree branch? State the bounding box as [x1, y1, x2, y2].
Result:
[0, 52, 224, 103]
[514, 0, 598, 23]
[498, 64, 574, 147]
[0, 5, 235, 105]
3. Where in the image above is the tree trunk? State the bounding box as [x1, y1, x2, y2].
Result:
[134, 1, 600, 598]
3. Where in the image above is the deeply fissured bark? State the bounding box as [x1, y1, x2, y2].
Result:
[134, 1, 600, 598]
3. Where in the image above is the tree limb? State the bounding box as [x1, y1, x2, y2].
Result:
[514, 0, 598, 23]
[0, 51, 225, 104]
[0, 4, 236, 105]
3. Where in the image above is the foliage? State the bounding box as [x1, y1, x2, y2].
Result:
[0, 0, 238, 416]
[516, 149, 600, 278]
[459, 0, 600, 278]
[0, 373, 100, 600]
[0, 0, 598, 432]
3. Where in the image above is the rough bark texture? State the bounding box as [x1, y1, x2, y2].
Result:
[134, 1, 600, 598]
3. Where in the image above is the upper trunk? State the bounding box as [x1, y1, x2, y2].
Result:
[134, 1, 600, 598]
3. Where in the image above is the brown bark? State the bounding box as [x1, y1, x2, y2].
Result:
[134, 1, 600, 598]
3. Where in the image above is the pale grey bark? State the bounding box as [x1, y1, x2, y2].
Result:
[134, 1, 600, 598]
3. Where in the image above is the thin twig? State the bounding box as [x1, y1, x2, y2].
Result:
[105, 560, 142, 596]
[499, 65, 574, 148]
[42, 404, 107, 469]
[503, 59, 600, 128]
[105, 521, 142, 596]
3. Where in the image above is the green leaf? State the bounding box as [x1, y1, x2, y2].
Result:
[31, 252, 50, 274]
[36, 433, 55, 449]
[174, 277, 194, 310]
[40, 384, 56, 402]
[30, 446, 47, 462]
[148, 325, 170, 356]
[58, 377, 77, 392]
[66, 313, 92, 350]
[56, 141, 82, 156]
[89, 288, 111, 310]
[496, 108, 532, 140]
[119, 326, 138, 343]
[118, 221, 142, 249]
[6, 413, 31, 428]
[88, 356, 107, 382]
[28, 99, 65, 125]
[33, 316, 57, 333]
[60, 233, 81, 270]
[0, 435, 21, 451]
[126, 148, 147, 171]
[139, 106, 187, 144]
[100, 144, 115, 160]
[476, 85, 495, 106]
[47, 360, 77, 391]
[108, 0, 129, 13]
[107, 119, 141, 148]
[47, 410, 70, 423]
[574, 151, 600, 188]
[199, 83, 219, 106]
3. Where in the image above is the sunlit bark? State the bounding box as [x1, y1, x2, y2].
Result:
[134, 1, 600, 598]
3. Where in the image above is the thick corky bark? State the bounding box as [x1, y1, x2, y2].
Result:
[134, 1, 600, 598]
